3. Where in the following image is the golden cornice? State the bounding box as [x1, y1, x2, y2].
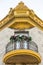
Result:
[0, 1, 43, 31]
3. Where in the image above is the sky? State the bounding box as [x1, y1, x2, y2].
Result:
[0, 0, 43, 20]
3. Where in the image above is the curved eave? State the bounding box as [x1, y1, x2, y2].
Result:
[0, 15, 43, 31]
[0, 1, 43, 31]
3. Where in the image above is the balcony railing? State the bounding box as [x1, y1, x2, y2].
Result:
[6, 35, 38, 53]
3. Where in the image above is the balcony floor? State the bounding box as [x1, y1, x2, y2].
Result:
[3, 49, 41, 64]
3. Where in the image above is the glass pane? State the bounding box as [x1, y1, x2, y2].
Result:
[24, 41, 27, 49]
[7, 42, 14, 52]
[16, 41, 20, 49]
[29, 41, 38, 52]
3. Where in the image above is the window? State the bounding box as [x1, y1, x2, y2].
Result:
[16, 41, 20, 49]
[24, 41, 27, 49]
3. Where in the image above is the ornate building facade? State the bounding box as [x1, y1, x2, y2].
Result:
[0, 1, 43, 65]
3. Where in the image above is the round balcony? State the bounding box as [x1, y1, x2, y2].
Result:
[3, 35, 41, 64]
